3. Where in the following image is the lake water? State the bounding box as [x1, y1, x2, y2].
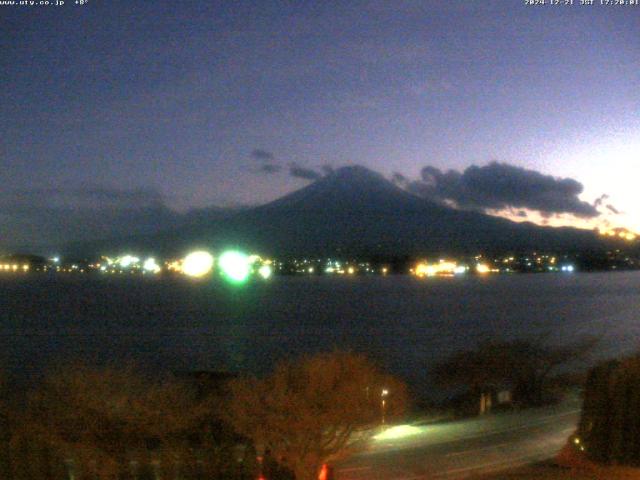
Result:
[2, 272, 639, 397]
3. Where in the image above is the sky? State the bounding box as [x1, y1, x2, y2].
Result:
[1, 0, 639, 247]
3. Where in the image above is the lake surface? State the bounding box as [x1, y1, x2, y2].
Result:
[2, 272, 639, 397]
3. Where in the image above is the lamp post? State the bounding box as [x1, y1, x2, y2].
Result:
[381, 389, 389, 425]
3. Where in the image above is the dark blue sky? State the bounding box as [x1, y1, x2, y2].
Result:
[2, 0, 639, 243]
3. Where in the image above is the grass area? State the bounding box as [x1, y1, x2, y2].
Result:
[476, 463, 640, 479]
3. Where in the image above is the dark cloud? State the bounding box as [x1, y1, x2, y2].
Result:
[258, 164, 282, 174]
[593, 194, 609, 208]
[249, 152, 332, 180]
[403, 162, 599, 218]
[289, 164, 322, 181]
[516, 210, 528, 218]
[248, 148, 282, 175]
[251, 149, 275, 161]
[592, 194, 621, 215]
[606, 204, 621, 215]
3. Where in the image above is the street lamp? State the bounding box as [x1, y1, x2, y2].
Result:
[381, 388, 389, 425]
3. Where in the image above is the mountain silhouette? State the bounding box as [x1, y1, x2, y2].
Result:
[72, 165, 610, 258]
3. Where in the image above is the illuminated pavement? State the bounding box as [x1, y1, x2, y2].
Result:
[336, 395, 581, 480]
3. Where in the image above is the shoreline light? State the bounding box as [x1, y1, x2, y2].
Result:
[143, 257, 161, 274]
[119, 255, 140, 268]
[182, 251, 214, 278]
[218, 250, 250, 283]
[258, 264, 273, 279]
[476, 263, 491, 274]
[415, 261, 458, 277]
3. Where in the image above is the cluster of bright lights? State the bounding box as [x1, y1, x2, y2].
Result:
[218, 251, 250, 282]
[325, 261, 348, 274]
[143, 258, 161, 273]
[98, 255, 162, 274]
[182, 251, 215, 278]
[118, 255, 139, 268]
[166, 249, 273, 282]
[322, 260, 379, 275]
[258, 264, 273, 279]
[0, 264, 29, 272]
[476, 263, 491, 274]
[40, 251, 591, 279]
[414, 260, 465, 277]
[166, 260, 182, 273]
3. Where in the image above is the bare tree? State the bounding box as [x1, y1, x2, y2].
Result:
[224, 351, 408, 480]
[16, 364, 209, 479]
[433, 336, 598, 408]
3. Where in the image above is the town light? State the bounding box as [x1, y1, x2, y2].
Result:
[415, 261, 458, 277]
[119, 255, 140, 268]
[476, 263, 491, 274]
[143, 258, 161, 273]
[182, 251, 214, 278]
[454, 265, 467, 275]
[219, 250, 250, 283]
[258, 264, 272, 279]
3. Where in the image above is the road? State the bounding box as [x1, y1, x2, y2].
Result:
[336, 396, 581, 480]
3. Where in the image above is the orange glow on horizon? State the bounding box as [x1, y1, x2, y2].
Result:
[487, 207, 639, 241]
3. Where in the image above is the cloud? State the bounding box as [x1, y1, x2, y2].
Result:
[606, 204, 621, 215]
[592, 194, 621, 215]
[248, 148, 283, 175]
[248, 150, 331, 181]
[251, 149, 275, 161]
[402, 162, 599, 218]
[289, 164, 323, 181]
[593, 194, 609, 208]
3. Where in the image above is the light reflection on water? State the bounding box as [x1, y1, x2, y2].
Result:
[1, 271, 639, 396]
